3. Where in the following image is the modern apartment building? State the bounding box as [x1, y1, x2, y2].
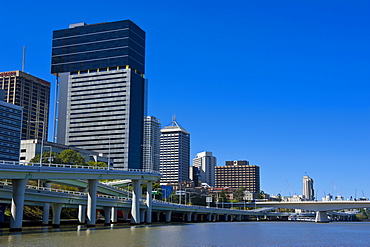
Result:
[143, 116, 160, 171]
[192, 151, 216, 187]
[159, 118, 190, 184]
[0, 89, 23, 161]
[302, 175, 314, 200]
[51, 20, 146, 169]
[0, 70, 50, 140]
[215, 160, 260, 193]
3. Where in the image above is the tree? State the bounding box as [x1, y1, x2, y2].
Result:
[87, 160, 107, 168]
[219, 189, 229, 203]
[29, 151, 61, 164]
[58, 149, 85, 165]
[234, 187, 247, 202]
[258, 190, 266, 199]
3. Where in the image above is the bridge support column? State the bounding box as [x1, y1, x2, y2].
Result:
[186, 212, 192, 222]
[10, 179, 28, 231]
[42, 182, 51, 225]
[207, 213, 212, 222]
[193, 213, 198, 222]
[225, 214, 229, 222]
[131, 179, 141, 225]
[51, 203, 63, 228]
[237, 215, 242, 221]
[315, 211, 329, 223]
[122, 210, 130, 221]
[78, 205, 86, 224]
[146, 181, 152, 224]
[111, 207, 117, 223]
[156, 212, 161, 222]
[140, 210, 146, 224]
[87, 179, 98, 227]
[165, 211, 172, 223]
[103, 206, 111, 226]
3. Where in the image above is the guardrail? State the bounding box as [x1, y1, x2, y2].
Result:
[0, 160, 161, 175]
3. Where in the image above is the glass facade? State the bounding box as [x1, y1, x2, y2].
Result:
[0, 100, 22, 161]
[51, 20, 145, 75]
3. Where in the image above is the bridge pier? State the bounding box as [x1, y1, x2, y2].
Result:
[140, 209, 146, 224]
[78, 205, 86, 224]
[131, 179, 141, 225]
[165, 211, 172, 223]
[237, 214, 242, 221]
[111, 207, 117, 223]
[207, 213, 212, 222]
[10, 179, 28, 231]
[146, 181, 152, 224]
[87, 179, 98, 227]
[315, 211, 330, 223]
[103, 206, 111, 226]
[225, 214, 229, 222]
[186, 212, 192, 222]
[42, 182, 51, 225]
[51, 203, 63, 228]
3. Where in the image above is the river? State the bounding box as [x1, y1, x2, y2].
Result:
[1, 221, 370, 246]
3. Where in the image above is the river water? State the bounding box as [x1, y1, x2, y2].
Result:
[1, 221, 370, 246]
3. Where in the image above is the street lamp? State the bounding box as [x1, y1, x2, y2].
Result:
[28, 121, 44, 166]
[44, 146, 53, 165]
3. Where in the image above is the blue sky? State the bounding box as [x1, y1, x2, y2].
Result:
[1, 0, 369, 199]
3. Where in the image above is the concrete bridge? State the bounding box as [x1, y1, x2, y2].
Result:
[0, 161, 254, 231]
[255, 201, 370, 223]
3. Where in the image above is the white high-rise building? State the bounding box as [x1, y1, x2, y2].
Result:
[302, 175, 314, 200]
[143, 116, 160, 171]
[159, 117, 190, 184]
[192, 151, 216, 187]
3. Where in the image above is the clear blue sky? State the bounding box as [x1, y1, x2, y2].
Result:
[1, 0, 369, 199]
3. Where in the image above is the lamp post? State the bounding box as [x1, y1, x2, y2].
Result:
[28, 121, 44, 166]
[44, 146, 53, 165]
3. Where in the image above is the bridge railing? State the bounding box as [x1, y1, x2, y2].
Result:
[0, 160, 161, 176]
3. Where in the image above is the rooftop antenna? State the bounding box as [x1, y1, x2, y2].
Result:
[22, 46, 26, 72]
[286, 179, 293, 197]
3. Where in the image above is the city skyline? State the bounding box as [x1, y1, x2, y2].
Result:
[0, 0, 369, 198]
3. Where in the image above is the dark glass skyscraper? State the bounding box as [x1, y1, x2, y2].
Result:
[51, 20, 146, 169]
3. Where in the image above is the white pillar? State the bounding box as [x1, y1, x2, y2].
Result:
[42, 182, 51, 225]
[122, 210, 130, 221]
[165, 211, 172, 223]
[111, 207, 117, 223]
[146, 182, 152, 224]
[207, 213, 212, 222]
[131, 179, 141, 225]
[237, 215, 242, 221]
[78, 205, 86, 224]
[315, 211, 330, 223]
[10, 179, 28, 231]
[156, 212, 161, 222]
[225, 214, 229, 222]
[51, 203, 63, 228]
[103, 206, 111, 226]
[87, 179, 98, 227]
[193, 213, 198, 222]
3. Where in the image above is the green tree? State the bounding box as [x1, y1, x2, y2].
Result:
[234, 187, 246, 202]
[58, 149, 85, 165]
[29, 151, 61, 164]
[219, 189, 229, 203]
[258, 190, 266, 199]
[87, 160, 107, 168]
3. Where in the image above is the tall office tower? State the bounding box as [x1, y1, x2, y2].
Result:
[0, 89, 23, 161]
[51, 20, 146, 169]
[192, 151, 216, 187]
[143, 116, 160, 171]
[215, 160, 260, 194]
[159, 118, 190, 184]
[302, 175, 314, 200]
[0, 71, 50, 140]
